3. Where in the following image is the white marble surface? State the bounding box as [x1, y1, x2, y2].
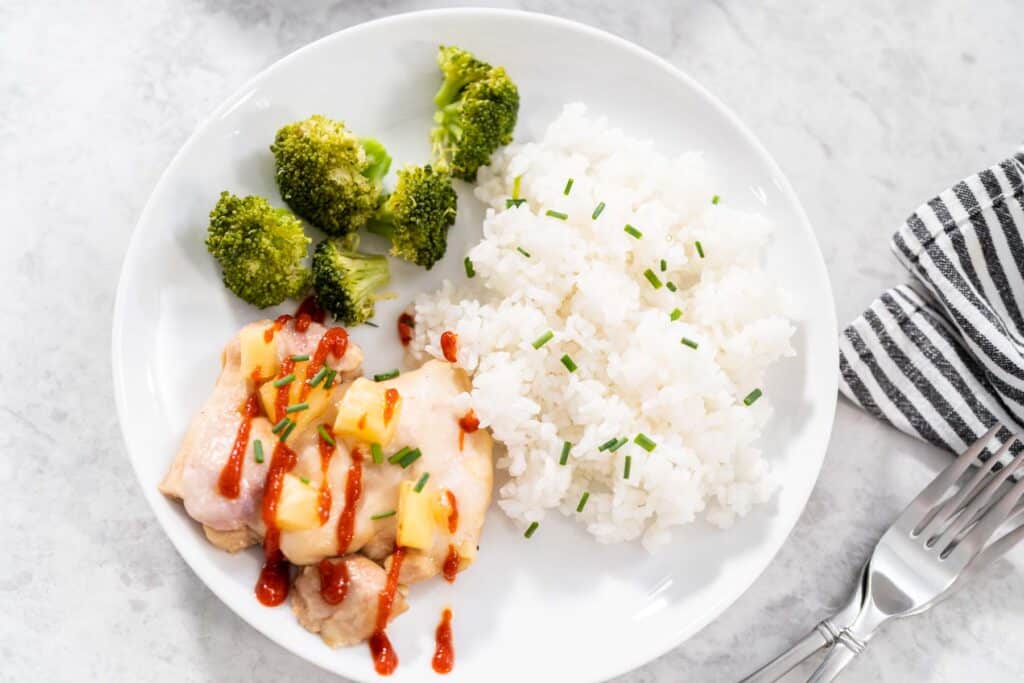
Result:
[3, 1, 1024, 681]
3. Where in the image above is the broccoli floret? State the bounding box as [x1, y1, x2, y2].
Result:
[367, 164, 457, 269]
[205, 192, 311, 308]
[430, 46, 519, 181]
[311, 234, 391, 326]
[270, 115, 392, 236]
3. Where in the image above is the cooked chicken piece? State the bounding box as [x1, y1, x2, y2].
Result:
[203, 525, 259, 553]
[292, 556, 408, 648]
[160, 318, 362, 535]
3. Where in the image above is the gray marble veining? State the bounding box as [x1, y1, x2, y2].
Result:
[3, 1, 1023, 681]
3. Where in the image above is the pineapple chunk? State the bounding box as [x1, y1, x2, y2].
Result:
[456, 540, 477, 570]
[333, 378, 402, 446]
[396, 480, 436, 550]
[276, 473, 320, 531]
[239, 324, 279, 381]
[258, 361, 332, 433]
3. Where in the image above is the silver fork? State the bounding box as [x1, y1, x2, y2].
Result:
[742, 424, 1024, 682]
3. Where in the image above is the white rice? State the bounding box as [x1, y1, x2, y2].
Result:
[409, 103, 795, 550]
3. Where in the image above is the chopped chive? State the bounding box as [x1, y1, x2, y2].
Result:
[560, 354, 578, 372]
[524, 521, 539, 539]
[608, 437, 628, 452]
[666, 281, 678, 292]
[271, 417, 291, 434]
[517, 246, 532, 258]
[531, 330, 554, 349]
[743, 388, 763, 406]
[273, 373, 296, 388]
[279, 421, 297, 443]
[712, 194, 720, 205]
[285, 402, 309, 414]
[371, 510, 396, 520]
[374, 369, 400, 382]
[591, 202, 605, 219]
[364, 321, 379, 328]
[559, 441, 572, 465]
[398, 448, 422, 468]
[546, 210, 568, 221]
[323, 369, 337, 389]
[512, 174, 522, 199]
[695, 241, 705, 258]
[670, 308, 682, 321]
[624, 224, 643, 239]
[681, 337, 699, 350]
[388, 446, 413, 465]
[505, 198, 527, 209]
[643, 268, 663, 289]
[413, 472, 430, 492]
[318, 425, 335, 447]
[598, 437, 619, 452]
[464, 256, 476, 278]
[660, 259, 667, 272]
[563, 178, 574, 195]
[624, 455, 632, 479]
[634, 433, 657, 452]
[307, 367, 328, 388]
[254, 439, 265, 464]
[300, 476, 310, 485]
[576, 491, 590, 512]
[371, 442, 384, 464]
[290, 354, 310, 362]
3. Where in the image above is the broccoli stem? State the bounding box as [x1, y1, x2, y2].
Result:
[360, 138, 392, 184]
[434, 76, 471, 108]
[365, 209, 396, 240]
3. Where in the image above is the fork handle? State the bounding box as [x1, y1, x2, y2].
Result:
[738, 621, 839, 682]
[807, 630, 865, 682]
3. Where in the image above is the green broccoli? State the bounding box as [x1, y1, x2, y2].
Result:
[366, 164, 457, 269]
[430, 46, 519, 181]
[311, 234, 391, 326]
[205, 192, 311, 308]
[270, 115, 392, 236]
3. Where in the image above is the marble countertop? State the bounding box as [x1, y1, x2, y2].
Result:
[4, 1, 1023, 681]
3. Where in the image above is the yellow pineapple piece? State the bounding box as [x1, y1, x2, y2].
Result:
[396, 480, 436, 550]
[333, 378, 402, 446]
[239, 324, 279, 381]
[276, 473, 320, 531]
[258, 360, 333, 432]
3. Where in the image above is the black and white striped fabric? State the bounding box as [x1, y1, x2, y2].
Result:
[840, 150, 1024, 457]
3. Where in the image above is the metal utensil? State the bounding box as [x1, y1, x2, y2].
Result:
[742, 425, 1024, 682]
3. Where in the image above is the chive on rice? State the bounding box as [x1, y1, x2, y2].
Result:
[524, 521, 539, 538]
[743, 388, 763, 406]
[559, 441, 572, 465]
[531, 330, 554, 349]
[643, 268, 663, 289]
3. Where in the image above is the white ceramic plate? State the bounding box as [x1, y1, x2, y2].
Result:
[113, 9, 837, 682]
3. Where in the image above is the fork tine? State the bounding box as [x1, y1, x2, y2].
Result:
[975, 502, 1024, 566]
[916, 436, 1012, 538]
[943, 457, 1024, 563]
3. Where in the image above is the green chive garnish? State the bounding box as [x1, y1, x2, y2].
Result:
[695, 241, 705, 258]
[524, 521, 539, 539]
[666, 282, 678, 292]
[517, 246, 532, 258]
[560, 354, 578, 372]
[598, 437, 619, 452]
[712, 194, 720, 205]
[318, 425, 335, 447]
[681, 337, 699, 350]
[285, 402, 309, 414]
[563, 178, 574, 195]
[512, 174, 522, 199]
[364, 321, 379, 328]
[464, 256, 476, 278]
[624, 224, 643, 239]
[374, 369, 400, 382]
[307, 367, 328, 388]
[608, 437, 628, 452]
[546, 210, 568, 221]
[624, 455, 632, 479]
[388, 446, 412, 465]
[371, 442, 384, 464]
[559, 441, 572, 465]
[371, 510, 396, 520]
[273, 373, 296, 387]
[670, 308, 682, 321]
[254, 439, 265, 464]
[399, 448, 422, 468]
[271, 417, 291, 434]
[506, 198, 527, 209]
[300, 476, 310, 485]
[660, 259, 667, 272]
[291, 354, 310, 362]
[323, 369, 337, 389]
[643, 269, 663, 289]
[576, 491, 590, 512]
[634, 433, 656, 452]
[279, 421, 297, 443]
[743, 388, 763, 406]
[413, 472, 430, 492]
[592, 202, 605, 219]
[532, 331, 554, 349]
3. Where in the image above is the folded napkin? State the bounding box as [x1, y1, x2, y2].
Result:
[840, 150, 1024, 457]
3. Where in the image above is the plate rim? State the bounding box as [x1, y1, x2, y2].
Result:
[112, 7, 838, 681]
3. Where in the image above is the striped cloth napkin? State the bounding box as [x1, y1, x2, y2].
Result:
[840, 150, 1024, 457]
